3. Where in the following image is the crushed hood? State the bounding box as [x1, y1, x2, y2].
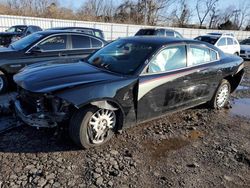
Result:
[14, 61, 122, 93]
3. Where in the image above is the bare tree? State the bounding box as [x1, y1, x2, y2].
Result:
[196, 0, 218, 28]
[234, 2, 250, 29]
[170, 0, 192, 27]
[144, 0, 175, 25]
[207, 6, 220, 29]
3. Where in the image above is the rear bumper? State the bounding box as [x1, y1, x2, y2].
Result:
[14, 100, 59, 128]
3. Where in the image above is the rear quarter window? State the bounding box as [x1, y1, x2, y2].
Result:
[233, 39, 239, 45]
[91, 38, 103, 48]
[210, 50, 218, 61]
[72, 35, 91, 49]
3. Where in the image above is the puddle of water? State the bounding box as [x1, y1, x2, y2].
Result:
[237, 85, 250, 91]
[145, 138, 189, 159]
[230, 98, 250, 119]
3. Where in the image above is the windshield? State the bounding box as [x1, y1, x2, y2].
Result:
[7, 26, 27, 33]
[240, 39, 250, 45]
[10, 33, 44, 50]
[87, 40, 157, 75]
[195, 36, 220, 45]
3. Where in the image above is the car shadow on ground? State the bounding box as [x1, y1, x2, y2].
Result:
[0, 123, 81, 153]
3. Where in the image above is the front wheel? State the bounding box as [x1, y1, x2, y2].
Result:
[69, 107, 117, 149]
[210, 79, 231, 109]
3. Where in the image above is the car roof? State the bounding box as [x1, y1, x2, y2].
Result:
[48, 27, 103, 32]
[200, 34, 235, 39]
[139, 28, 176, 32]
[12, 25, 40, 27]
[121, 36, 213, 47]
[34, 30, 106, 42]
[36, 30, 97, 36]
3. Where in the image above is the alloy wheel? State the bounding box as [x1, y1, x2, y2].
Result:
[216, 84, 230, 108]
[87, 109, 116, 144]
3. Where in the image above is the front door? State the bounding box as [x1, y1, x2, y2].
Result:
[137, 44, 192, 122]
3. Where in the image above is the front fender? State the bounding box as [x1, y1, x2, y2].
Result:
[55, 78, 139, 127]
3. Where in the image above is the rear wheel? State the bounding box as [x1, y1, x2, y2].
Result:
[69, 106, 117, 149]
[0, 72, 8, 94]
[210, 79, 231, 109]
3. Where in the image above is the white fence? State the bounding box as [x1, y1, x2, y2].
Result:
[0, 14, 250, 40]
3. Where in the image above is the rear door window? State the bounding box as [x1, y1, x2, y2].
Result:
[166, 31, 175, 37]
[217, 38, 226, 46]
[156, 29, 165, 36]
[71, 35, 91, 49]
[227, 38, 234, 45]
[189, 45, 218, 66]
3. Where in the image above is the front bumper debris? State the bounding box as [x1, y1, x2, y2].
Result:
[14, 100, 60, 128]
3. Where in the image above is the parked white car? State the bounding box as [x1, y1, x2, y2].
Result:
[239, 38, 250, 59]
[195, 33, 240, 55]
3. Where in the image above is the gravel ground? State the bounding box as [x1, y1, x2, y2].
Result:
[0, 61, 249, 188]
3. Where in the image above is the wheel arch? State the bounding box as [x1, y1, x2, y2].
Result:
[75, 98, 125, 131]
[223, 69, 244, 93]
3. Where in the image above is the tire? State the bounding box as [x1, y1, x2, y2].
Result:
[69, 106, 117, 149]
[210, 79, 231, 109]
[0, 72, 8, 94]
[234, 52, 239, 56]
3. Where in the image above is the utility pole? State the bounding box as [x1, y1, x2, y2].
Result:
[144, 0, 147, 25]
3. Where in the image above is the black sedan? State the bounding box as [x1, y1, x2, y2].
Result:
[47, 27, 105, 39]
[135, 28, 183, 38]
[0, 30, 106, 93]
[14, 37, 244, 148]
[0, 25, 42, 47]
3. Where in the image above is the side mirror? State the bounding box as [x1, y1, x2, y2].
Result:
[29, 46, 43, 54]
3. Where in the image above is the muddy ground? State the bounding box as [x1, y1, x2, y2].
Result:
[0, 62, 250, 188]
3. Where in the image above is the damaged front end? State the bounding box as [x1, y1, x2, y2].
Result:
[14, 88, 72, 128]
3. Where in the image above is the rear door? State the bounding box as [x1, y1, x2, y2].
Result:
[226, 37, 235, 54]
[66, 34, 104, 60]
[216, 37, 228, 53]
[184, 44, 221, 105]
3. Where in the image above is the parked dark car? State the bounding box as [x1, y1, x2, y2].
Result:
[14, 37, 244, 148]
[135, 28, 183, 38]
[0, 30, 106, 93]
[0, 25, 42, 47]
[47, 27, 105, 39]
